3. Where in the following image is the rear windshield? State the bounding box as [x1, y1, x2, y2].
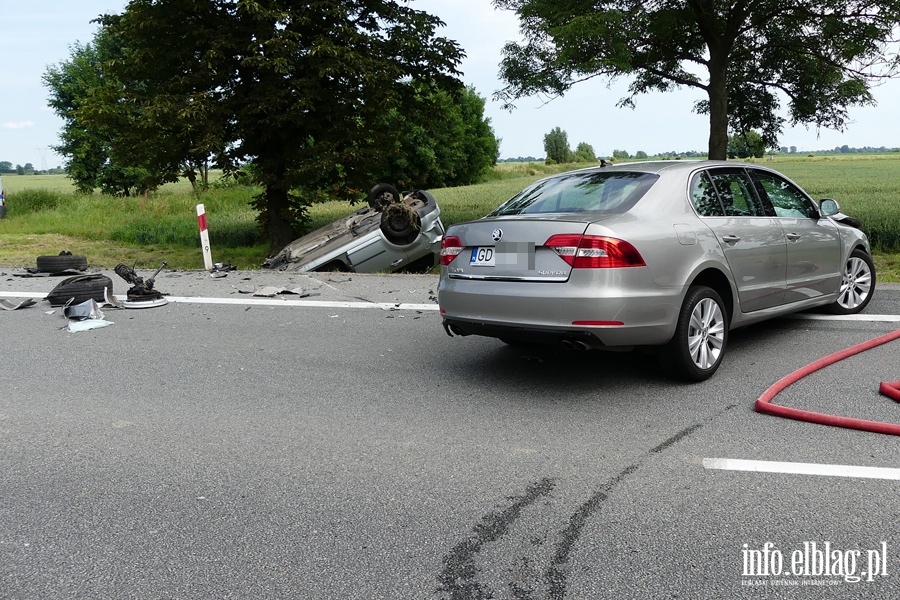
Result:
[488, 171, 659, 216]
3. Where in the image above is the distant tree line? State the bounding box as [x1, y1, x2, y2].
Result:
[0, 161, 66, 175]
[530, 126, 899, 164]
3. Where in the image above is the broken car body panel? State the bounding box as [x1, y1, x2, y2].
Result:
[263, 188, 444, 273]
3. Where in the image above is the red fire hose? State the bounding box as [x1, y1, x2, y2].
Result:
[755, 329, 900, 436]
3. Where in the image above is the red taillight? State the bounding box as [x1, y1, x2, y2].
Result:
[544, 234, 645, 268]
[440, 235, 464, 266]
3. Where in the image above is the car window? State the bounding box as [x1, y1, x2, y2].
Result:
[689, 171, 725, 216]
[488, 171, 659, 216]
[753, 170, 818, 218]
[708, 169, 767, 217]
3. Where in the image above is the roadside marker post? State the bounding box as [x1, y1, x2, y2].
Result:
[196, 204, 214, 270]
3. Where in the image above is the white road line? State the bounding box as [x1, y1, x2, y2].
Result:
[164, 296, 440, 311]
[1, 289, 897, 317]
[0, 291, 439, 311]
[703, 458, 900, 481]
[792, 313, 900, 322]
[1, 292, 45, 299]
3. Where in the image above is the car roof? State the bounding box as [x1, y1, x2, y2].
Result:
[564, 160, 760, 177]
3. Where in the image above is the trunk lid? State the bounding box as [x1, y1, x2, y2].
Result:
[445, 216, 595, 282]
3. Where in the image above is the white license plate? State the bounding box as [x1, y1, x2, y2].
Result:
[470, 246, 495, 266]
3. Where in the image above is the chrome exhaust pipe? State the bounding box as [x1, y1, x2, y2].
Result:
[561, 338, 590, 351]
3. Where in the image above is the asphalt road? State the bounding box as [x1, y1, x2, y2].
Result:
[1, 268, 899, 599]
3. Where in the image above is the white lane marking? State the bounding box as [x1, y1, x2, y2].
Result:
[1, 290, 896, 317]
[792, 313, 900, 322]
[164, 296, 439, 311]
[0, 291, 438, 311]
[703, 458, 900, 481]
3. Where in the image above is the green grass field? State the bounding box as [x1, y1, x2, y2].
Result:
[1, 155, 898, 280]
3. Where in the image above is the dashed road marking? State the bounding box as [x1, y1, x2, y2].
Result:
[703, 458, 900, 480]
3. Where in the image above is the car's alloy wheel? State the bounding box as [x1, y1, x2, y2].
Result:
[829, 248, 875, 315]
[661, 285, 728, 382]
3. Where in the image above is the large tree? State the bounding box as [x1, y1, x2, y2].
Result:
[374, 84, 500, 190]
[44, 31, 165, 196]
[493, 0, 900, 159]
[91, 0, 463, 250]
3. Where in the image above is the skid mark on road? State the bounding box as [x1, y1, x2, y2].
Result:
[438, 478, 556, 600]
[437, 405, 738, 599]
[544, 464, 638, 600]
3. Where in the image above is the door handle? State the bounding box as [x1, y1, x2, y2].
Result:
[785, 232, 801, 241]
[722, 235, 741, 244]
[390, 258, 404, 266]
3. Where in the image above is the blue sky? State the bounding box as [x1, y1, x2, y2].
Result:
[2, 0, 899, 168]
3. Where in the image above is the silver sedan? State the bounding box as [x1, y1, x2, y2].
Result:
[438, 161, 875, 381]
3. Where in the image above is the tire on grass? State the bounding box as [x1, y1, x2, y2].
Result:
[36, 253, 88, 273]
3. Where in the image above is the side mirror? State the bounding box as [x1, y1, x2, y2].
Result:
[819, 198, 840, 217]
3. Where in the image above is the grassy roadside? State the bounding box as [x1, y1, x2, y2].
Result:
[1, 156, 898, 280]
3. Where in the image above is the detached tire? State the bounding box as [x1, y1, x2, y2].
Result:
[827, 248, 875, 315]
[367, 183, 400, 210]
[46, 274, 113, 306]
[660, 285, 728, 382]
[36, 253, 88, 273]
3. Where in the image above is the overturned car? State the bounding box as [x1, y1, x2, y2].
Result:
[263, 184, 444, 273]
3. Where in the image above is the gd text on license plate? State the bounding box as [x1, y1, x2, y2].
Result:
[470, 246, 495, 267]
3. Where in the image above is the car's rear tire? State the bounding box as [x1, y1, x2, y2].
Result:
[660, 285, 728, 382]
[367, 183, 400, 210]
[827, 248, 875, 315]
[380, 203, 421, 245]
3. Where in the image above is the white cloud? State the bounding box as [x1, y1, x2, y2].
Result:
[3, 120, 36, 130]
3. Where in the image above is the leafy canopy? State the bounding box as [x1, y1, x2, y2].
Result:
[43, 30, 163, 196]
[494, 0, 900, 159]
[88, 0, 465, 250]
[373, 84, 500, 191]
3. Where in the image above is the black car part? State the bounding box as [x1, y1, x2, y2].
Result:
[36, 251, 88, 273]
[46, 274, 113, 306]
[114, 262, 167, 302]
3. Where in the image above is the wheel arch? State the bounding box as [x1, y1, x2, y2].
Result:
[688, 267, 735, 324]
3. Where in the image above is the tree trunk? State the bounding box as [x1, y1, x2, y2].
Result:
[265, 184, 297, 252]
[706, 56, 729, 160]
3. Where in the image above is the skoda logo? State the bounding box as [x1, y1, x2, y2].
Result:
[492, 228, 503, 242]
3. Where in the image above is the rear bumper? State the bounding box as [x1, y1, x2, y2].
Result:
[438, 269, 685, 347]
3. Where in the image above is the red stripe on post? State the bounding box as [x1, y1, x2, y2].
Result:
[198, 213, 208, 232]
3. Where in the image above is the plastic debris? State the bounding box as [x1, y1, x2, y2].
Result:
[240, 286, 309, 297]
[61, 298, 114, 333]
[63, 298, 105, 321]
[67, 319, 114, 333]
[0, 298, 37, 311]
